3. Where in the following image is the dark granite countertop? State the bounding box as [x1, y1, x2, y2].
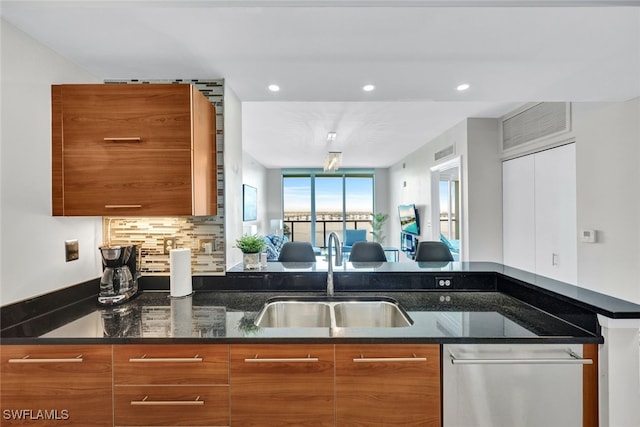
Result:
[5, 261, 639, 345]
[1, 289, 601, 345]
[227, 261, 640, 318]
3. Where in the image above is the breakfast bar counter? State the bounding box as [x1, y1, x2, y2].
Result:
[2, 262, 640, 427]
[5, 261, 638, 343]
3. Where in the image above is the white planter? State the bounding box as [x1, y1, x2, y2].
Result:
[243, 252, 260, 270]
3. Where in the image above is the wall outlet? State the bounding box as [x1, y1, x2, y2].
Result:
[435, 276, 453, 288]
[199, 238, 214, 253]
[163, 236, 177, 255]
[65, 239, 79, 262]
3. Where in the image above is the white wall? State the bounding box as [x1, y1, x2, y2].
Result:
[574, 99, 640, 303]
[388, 121, 467, 261]
[0, 19, 103, 306]
[465, 118, 502, 262]
[388, 118, 502, 262]
[223, 83, 244, 269]
[242, 151, 269, 235]
[265, 169, 283, 234]
[373, 168, 392, 246]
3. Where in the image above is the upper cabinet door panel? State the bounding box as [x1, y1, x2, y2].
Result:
[60, 84, 192, 150]
[63, 149, 193, 216]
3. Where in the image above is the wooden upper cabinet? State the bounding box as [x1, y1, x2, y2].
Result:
[51, 84, 217, 216]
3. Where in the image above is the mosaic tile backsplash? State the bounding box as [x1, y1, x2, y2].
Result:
[103, 217, 225, 275]
[103, 79, 226, 275]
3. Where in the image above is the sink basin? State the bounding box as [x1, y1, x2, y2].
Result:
[254, 300, 331, 328]
[254, 297, 412, 328]
[333, 301, 412, 328]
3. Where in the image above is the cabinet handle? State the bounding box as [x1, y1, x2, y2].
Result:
[449, 350, 593, 365]
[244, 354, 319, 363]
[9, 355, 83, 363]
[353, 353, 427, 363]
[105, 204, 143, 209]
[129, 354, 203, 363]
[103, 137, 142, 142]
[131, 396, 204, 406]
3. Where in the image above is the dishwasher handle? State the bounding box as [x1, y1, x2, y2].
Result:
[449, 349, 593, 365]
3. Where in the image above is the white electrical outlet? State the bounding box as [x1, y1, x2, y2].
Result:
[163, 236, 177, 254]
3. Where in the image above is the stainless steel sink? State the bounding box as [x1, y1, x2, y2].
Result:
[333, 301, 412, 328]
[254, 297, 412, 328]
[254, 300, 332, 328]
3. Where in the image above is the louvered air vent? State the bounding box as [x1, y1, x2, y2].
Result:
[434, 145, 454, 161]
[502, 102, 570, 151]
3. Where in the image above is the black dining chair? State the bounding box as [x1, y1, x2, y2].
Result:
[414, 241, 454, 262]
[277, 242, 317, 262]
[348, 241, 387, 262]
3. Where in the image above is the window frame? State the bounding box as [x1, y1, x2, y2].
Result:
[282, 168, 375, 247]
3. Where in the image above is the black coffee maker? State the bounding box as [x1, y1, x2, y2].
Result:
[98, 244, 139, 305]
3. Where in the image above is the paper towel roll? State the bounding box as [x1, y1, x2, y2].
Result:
[170, 248, 192, 297]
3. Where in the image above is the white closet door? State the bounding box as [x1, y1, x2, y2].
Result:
[503, 155, 536, 272]
[534, 143, 577, 284]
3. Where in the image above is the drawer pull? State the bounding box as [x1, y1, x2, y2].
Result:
[103, 137, 142, 142]
[105, 204, 143, 209]
[9, 355, 83, 363]
[131, 395, 204, 406]
[129, 354, 203, 363]
[449, 350, 593, 365]
[353, 353, 427, 363]
[245, 354, 319, 363]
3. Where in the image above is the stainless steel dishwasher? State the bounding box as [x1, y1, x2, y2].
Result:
[443, 343, 592, 427]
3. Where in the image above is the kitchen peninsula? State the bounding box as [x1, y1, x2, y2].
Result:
[2, 262, 639, 427]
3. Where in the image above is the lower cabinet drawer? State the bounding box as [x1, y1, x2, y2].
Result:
[1, 345, 112, 427]
[114, 385, 229, 426]
[114, 344, 229, 385]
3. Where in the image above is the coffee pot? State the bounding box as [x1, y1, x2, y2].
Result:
[98, 244, 139, 305]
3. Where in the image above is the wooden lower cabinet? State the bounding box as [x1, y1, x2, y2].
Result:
[0, 343, 441, 426]
[114, 385, 229, 426]
[0, 345, 113, 427]
[336, 344, 441, 427]
[230, 343, 441, 427]
[230, 344, 335, 426]
[113, 344, 229, 427]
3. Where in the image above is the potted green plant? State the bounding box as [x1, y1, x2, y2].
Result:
[370, 212, 389, 244]
[236, 234, 266, 270]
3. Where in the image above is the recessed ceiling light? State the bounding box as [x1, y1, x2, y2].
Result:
[457, 83, 470, 92]
[363, 84, 375, 92]
[268, 84, 280, 92]
[327, 132, 337, 142]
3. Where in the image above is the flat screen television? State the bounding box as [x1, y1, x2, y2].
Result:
[398, 204, 420, 235]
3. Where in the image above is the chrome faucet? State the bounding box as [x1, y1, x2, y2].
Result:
[326, 231, 342, 297]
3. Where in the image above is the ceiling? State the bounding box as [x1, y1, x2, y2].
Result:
[2, 1, 639, 168]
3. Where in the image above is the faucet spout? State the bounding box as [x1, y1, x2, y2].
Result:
[326, 232, 342, 297]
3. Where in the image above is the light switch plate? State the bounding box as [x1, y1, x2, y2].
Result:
[580, 229, 597, 243]
[65, 239, 79, 262]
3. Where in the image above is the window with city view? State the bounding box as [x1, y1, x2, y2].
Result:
[283, 170, 374, 248]
[439, 179, 459, 241]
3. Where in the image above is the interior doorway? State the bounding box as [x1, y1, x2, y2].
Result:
[430, 157, 462, 261]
